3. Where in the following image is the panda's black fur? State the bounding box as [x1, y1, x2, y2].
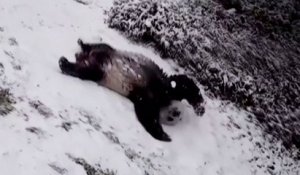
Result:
[59, 39, 205, 142]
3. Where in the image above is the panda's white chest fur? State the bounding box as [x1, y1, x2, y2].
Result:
[98, 54, 147, 96]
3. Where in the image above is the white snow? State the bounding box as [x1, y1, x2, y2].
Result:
[0, 0, 298, 175]
[145, 19, 152, 28]
[83, 60, 90, 66]
[171, 81, 176, 88]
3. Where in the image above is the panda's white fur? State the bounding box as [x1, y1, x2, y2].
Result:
[98, 50, 164, 97]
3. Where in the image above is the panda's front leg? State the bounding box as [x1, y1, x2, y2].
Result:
[130, 89, 171, 142]
[134, 103, 171, 142]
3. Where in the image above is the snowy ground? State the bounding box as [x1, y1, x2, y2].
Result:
[0, 0, 299, 175]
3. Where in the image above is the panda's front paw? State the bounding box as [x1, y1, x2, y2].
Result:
[59, 56, 70, 73]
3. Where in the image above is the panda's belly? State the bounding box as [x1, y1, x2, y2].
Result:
[99, 59, 147, 96]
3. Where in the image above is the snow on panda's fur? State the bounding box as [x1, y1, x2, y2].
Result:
[58, 39, 205, 141]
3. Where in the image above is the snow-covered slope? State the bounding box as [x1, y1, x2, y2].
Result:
[0, 0, 299, 174]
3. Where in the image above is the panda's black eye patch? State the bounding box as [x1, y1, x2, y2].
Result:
[167, 117, 174, 121]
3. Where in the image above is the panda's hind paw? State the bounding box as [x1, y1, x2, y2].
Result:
[59, 57, 71, 73]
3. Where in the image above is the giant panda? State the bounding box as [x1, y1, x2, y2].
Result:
[58, 39, 205, 142]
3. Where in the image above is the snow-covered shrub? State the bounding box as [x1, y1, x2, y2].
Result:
[217, 0, 300, 41]
[106, 0, 300, 154]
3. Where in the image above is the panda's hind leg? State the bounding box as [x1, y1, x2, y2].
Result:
[59, 56, 103, 81]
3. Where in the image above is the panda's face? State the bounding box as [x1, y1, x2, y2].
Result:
[160, 103, 182, 126]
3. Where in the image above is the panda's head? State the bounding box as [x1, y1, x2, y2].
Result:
[169, 74, 205, 115]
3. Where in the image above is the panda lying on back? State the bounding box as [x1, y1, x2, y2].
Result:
[59, 39, 205, 142]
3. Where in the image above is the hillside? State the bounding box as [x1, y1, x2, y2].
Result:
[0, 0, 299, 174]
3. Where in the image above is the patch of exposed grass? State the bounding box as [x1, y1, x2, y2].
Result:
[0, 88, 15, 115]
[67, 154, 117, 175]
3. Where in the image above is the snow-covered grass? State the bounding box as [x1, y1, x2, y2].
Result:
[0, 0, 299, 174]
[106, 0, 300, 151]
